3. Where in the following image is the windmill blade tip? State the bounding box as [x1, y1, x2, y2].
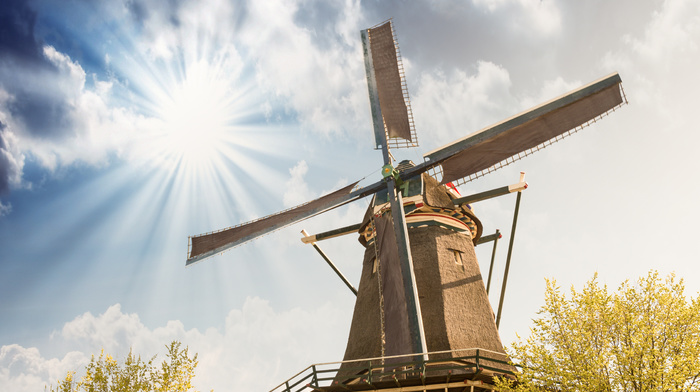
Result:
[185, 254, 207, 267]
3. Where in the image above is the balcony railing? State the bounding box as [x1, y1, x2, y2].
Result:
[270, 348, 518, 392]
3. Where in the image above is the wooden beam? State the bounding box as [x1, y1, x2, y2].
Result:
[300, 223, 362, 244]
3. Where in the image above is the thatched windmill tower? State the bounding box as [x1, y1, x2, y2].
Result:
[185, 20, 626, 391]
[341, 169, 503, 360]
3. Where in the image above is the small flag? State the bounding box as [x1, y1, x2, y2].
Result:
[446, 182, 461, 197]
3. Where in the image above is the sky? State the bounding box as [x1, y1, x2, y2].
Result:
[1, 0, 699, 390]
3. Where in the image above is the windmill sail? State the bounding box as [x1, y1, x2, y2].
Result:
[424, 72, 626, 185]
[187, 181, 364, 266]
[187, 73, 625, 267]
[364, 20, 417, 149]
[361, 20, 428, 361]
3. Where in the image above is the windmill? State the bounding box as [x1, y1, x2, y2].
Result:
[186, 20, 626, 391]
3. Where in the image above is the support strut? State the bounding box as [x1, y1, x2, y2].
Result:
[301, 230, 358, 296]
[496, 173, 525, 329]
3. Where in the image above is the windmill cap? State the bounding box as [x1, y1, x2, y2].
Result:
[395, 159, 415, 172]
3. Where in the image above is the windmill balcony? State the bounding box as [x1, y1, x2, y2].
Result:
[269, 348, 517, 392]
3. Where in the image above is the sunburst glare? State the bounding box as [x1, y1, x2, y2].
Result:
[154, 60, 237, 170]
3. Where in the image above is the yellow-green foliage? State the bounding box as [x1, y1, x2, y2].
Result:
[497, 271, 700, 392]
[48, 341, 205, 392]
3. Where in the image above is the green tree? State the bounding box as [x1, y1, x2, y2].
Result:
[48, 341, 205, 392]
[498, 271, 700, 392]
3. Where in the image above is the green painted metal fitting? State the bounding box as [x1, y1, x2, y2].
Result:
[381, 164, 394, 178]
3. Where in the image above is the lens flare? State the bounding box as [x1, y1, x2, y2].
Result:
[156, 61, 234, 169]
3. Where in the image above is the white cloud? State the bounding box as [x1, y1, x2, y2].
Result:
[0, 345, 88, 392]
[0, 201, 11, 216]
[283, 160, 314, 207]
[0, 101, 25, 193]
[412, 61, 517, 149]
[601, 0, 700, 123]
[470, 0, 562, 36]
[36, 47, 140, 169]
[42, 46, 87, 100]
[624, 0, 700, 65]
[518, 76, 582, 109]
[58, 304, 148, 355]
[1, 299, 349, 392]
[0, 45, 147, 185]
[128, 0, 239, 62]
[238, 0, 369, 137]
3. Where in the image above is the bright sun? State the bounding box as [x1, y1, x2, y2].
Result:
[156, 61, 234, 168]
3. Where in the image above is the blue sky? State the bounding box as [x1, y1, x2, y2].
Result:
[1, 0, 700, 390]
